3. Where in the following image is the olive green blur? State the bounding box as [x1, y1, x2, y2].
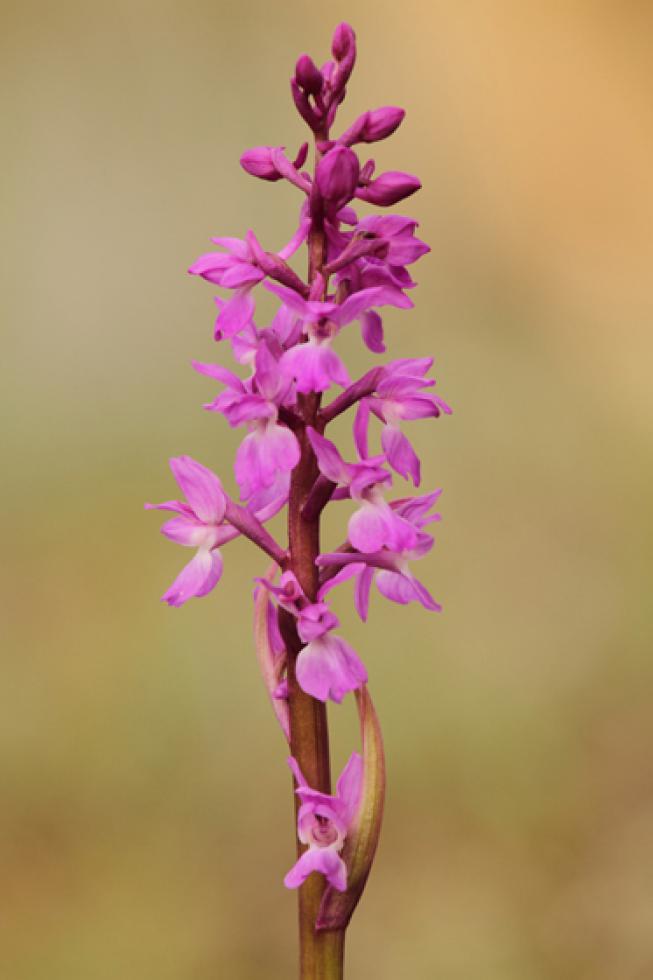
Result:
[2, 1, 652, 977]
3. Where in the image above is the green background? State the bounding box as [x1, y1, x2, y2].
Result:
[2, 1, 653, 977]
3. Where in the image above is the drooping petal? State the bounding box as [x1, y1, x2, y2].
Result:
[235, 423, 300, 500]
[161, 549, 223, 607]
[215, 288, 255, 339]
[296, 634, 367, 704]
[169, 456, 226, 524]
[284, 847, 347, 892]
[280, 341, 350, 394]
[354, 565, 375, 621]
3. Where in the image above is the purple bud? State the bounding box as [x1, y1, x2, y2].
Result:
[356, 170, 421, 206]
[331, 23, 356, 97]
[295, 54, 323, 96]
[292, 142, 309, 170]
[316, 146, 360, 211]
[359, 159, 376, 182]
[240, 146, 282, 182]
[341, 107, 405, 146]
[332, 22, 355, 61]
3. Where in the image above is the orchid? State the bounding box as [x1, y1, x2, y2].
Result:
[147, 22, 449, 979]
[285, 753, 363, 892]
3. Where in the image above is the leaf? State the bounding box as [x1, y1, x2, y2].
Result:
[253, 564, 290, 742]
[316, 685, 386, 930]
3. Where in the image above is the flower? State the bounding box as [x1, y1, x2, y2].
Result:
[193, 343, 300, 502]
[265, 279, 411, 394]
[294, 601, 367, 703]
[317, 490, 443, 619]
[354, 358, 452, 485]
[307, 428, 419, 553]
[284, 752, 363, 892]
[145, 456, 228, 607]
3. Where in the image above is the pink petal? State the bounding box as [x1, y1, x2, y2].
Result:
[296, 634, 367, 704]
[284, 847, 347, 892]
[169, 456, 226, 524]
[355, 565, 375, 621]
[348, 502, 388, 553]
[161, 549, 223, 607]
[264, 280, 311, 318]
[280, 342, 350, 394]
[216, 288, 255, 339]
[360, 311, 386, 353]
[160, 516, 220, 548]
[381, 426, 421, 486]
[306, 428, 349, 484]
[192, 360, 245, 391]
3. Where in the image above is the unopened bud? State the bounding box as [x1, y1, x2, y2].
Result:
[295, 54, 323, 96]
[356, 170, 421, 206]
[315, 146, 360, 211]
[240, 146, 282, 181]
[341, 107, 405, 146]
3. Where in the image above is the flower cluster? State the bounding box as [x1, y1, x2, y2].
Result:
[148, 22, 449, 897]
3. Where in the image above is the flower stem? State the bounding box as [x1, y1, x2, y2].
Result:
[280, 132, 345, 978]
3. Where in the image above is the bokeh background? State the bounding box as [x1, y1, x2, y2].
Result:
[2, 1, 653, 977]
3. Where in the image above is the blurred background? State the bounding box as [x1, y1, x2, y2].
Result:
[2, 1, 653, 977]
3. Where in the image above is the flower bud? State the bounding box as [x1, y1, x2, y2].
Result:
[240, 146, 282, 182]
[341, 107, 405, 146]
[332, 22, 355, 61]
[356, 170, 421, 206]
[316, 146, 360, 211]
[295, 54, 323, 96]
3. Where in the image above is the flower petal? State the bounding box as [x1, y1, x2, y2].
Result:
[169, 456, 226, 524]
[296, 634, 367, 704]
[161, 549, 223, 607]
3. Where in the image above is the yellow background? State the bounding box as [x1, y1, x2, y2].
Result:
[2, 1, 653, 977]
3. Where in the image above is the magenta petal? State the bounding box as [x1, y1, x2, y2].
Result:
[169, 456, 226, 524]
[306, 428, 348, 484]
[161, 549, 223, 607]
[160, 516, 219, 547]
[284, 847, 347, 892]
[220, 262, 264, 289]
[192, 360, 245, 391]
[348, 502, 388, 553]
[376, 568, 442, 612]
[355, 565, 374, 621]
[264, 280, 311, 317]
[216, 288, 255, 338]
[353, 401, 371, 459]
[235, 424, 300, 499]
[281, 342, 349, 394]
[382, 426, 421, 486]
[317, 562, 366, 600]
[296, 634, 367, 703]
[361, 311, 386, 353]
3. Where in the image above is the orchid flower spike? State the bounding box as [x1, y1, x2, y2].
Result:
[284, 752, 363, 893]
